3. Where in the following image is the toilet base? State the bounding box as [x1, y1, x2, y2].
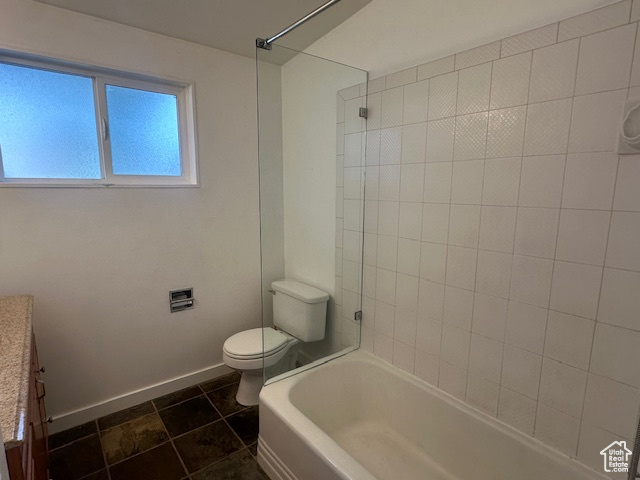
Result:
[236, 370, 263, 406]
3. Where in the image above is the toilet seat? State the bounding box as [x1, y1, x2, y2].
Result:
[223, 327, 289, 359]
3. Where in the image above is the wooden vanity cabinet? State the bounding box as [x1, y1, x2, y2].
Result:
[5, 334, 50, 480]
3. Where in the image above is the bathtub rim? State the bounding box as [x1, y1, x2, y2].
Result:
[258, 349, 610, 480]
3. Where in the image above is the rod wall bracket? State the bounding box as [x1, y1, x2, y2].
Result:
[256, 38, 272, 50]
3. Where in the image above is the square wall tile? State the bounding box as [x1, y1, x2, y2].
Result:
[598, 267, 640, 332]
[418, 279, 445, 321]
[381, 87, 404, 128]
[366, 129, 381, 166]
[575, 23, 636, 96]
[400, 163, 425, 202]
[475, 250, 512, 299]
[550, 261, 602, 319]
[538, 357, 587, 417]
[428, 72, 458, 120]
[455, 42, 501, 70]
[568, 89, 627, 153]
[345, 96, 365, 134]
[394, 306, 418, 344]
[403, 79, 429, 124]
[376, 268, 397, 305]
[398, 202, 422, 240]
[417, 56, 455, 81]
[505, 301, 548, 354]
[377, 234, 398, 271]
[498, 387, 537, 435]
[344, 132, 364, 167]
[443, 285, 474, 330]
[518, 155, 565, 208]
[446, 246, 478, 291]
[397, 238, 421, 277]
[510, 255, 554, 308]
[577, 423, 631, 476]
[524, 99, 573, 155]
[401, 123, 427, 164]
[514, 207, 559, 259]
[416, 316, 442, 356]
[414, 350, 440, 385]
[426, 118, 455, 162]
[438, 361, 468, 400]
[451, 160, 484, 204]
[561, 153, 618, 210]
[364, 199, 378, 234]
[363, 233, 377, 266]
[501, 24, 558, 58]
[558, 0, 631, 41]
[529, 39, 579, 103]
[490, 52, 532, 109]
[466, 375, 499, 416]
[378, 165, 401, 201]
[534, 404, 580, 457]
[486, 107, 526, 158]
[393, 341, 416, 373]
[454, 113, 488, 161]
[448, 204, 481, 248]
[469, 335, 504, 383]
[555, 209, 611, 266]
[479, 206, 517, 253]
[373, 303, 394, 338]
[374, 332, 394, 363]
[472, 293, 508, 341]
[387, 67, 417, 89]
[606, 212, 640, 271]
[421, 203, 450, 244]
[420, 241, 447, 283]
[456, 63, 491, 115]
[482, 157, 521, 206]
[544, 310, 594, 370]
[501, 345, 542, 399]
[591, 323, 640, 388]
[583, 373, 640, 439]
[423, 162, 452, 203]
[366, 93, 382, 131]
[613, 155, 640, 211]
[378, 200, 399, 236]
[380, 127, 402, 165]
[441, 325, 471, 369]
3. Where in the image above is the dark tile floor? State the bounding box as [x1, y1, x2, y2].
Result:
[48, 372, 268, 480]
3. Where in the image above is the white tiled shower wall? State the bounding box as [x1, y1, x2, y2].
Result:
[336, 1, 640, 476]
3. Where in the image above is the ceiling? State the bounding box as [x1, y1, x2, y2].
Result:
[33, 0, 373, 59]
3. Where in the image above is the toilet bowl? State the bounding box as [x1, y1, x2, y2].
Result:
[222, 279, 329, 406]
[223, 327, 300, 406]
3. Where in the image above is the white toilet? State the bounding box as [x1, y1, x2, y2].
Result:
[222, 279, 329, 406]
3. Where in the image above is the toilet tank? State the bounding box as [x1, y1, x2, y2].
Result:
[271, 280, 329, 342]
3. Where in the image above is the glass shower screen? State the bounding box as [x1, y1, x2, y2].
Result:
[256, 43, 368, 385]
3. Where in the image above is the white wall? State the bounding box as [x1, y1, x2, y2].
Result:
[281, 54, 365, 294]
[307, 0, 615, 77]
[0, 0, 261, 427]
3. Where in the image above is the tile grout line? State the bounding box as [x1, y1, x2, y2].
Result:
[151, 397, 193, 480]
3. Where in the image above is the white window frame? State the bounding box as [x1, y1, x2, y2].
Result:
[0, 54, 198, 187]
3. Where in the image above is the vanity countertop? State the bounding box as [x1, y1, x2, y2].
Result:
[0, 295, 33, 449]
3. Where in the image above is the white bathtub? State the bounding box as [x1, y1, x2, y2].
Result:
[257, 350, 608, 480]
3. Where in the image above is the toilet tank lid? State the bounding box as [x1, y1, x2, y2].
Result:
[271, 280, 329, 304]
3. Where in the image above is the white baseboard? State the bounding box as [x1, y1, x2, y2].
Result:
[49, 363, 233, 434]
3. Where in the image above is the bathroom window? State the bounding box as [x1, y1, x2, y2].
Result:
[0, 56, 197, 186]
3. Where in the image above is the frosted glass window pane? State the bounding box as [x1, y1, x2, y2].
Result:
[106, 85, 181, 176]
[0, 62, 100, 179]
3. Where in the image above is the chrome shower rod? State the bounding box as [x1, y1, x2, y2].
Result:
[256, 0, 342, 50]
